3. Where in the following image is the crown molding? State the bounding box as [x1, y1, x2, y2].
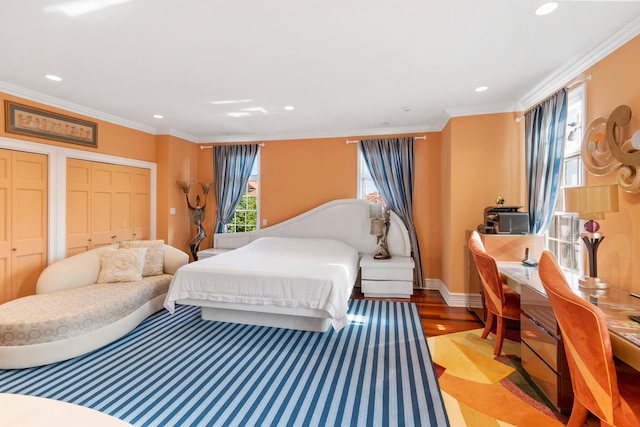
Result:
[201, 124, 440, 144]
[162, 128, 199, 143]
[519, 15, 640, 110]
[445, 102, 521, 119]
[0, 80, 158, 135]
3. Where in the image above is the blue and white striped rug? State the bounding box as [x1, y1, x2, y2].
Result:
[0, 299, 449, 426]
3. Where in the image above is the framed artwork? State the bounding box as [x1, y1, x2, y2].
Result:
[4, 100, 97, 147]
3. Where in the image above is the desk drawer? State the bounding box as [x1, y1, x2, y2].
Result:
[521, 285, 559, 334]
[521, 313, 560, 371]
[521, 342, 561, 408]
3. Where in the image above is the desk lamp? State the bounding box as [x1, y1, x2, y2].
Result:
[564, 184, 619, 289]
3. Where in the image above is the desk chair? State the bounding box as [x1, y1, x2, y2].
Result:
[468, 231, 521, 355]
[538, 251, 640, 427]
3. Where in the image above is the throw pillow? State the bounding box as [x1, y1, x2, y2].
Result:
[119, 240, 165, 276]
[97, 247, 147, 283]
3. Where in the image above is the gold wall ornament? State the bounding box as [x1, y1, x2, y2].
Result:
[582, 105, 640, 194]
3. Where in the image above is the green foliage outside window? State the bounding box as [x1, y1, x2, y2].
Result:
[227, 193, 257, 233]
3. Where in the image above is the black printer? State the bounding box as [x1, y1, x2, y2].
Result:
[479, 206, 529, 234]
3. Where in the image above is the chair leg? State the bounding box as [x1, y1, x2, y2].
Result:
[567, 398, 589, 427]
[481, 312, 494, 339]
[494, 316, 506, 356]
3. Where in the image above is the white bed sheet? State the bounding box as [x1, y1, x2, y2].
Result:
[164, 237, 359, 330]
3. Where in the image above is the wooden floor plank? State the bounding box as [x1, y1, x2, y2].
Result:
[351, 287, 483, 337]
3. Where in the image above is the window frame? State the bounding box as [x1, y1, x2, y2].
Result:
[226, 153, 260, 233]
[545, 83, 586, 282]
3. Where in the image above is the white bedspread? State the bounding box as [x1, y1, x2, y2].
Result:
[164, 237, 359, 330]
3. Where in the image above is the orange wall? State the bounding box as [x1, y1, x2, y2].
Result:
[157, 135, 202, 259]
[260, 137, 357, 225]
[580, 35, 640, 293]
[197, 133, 444, 279]
[4, 33, 640, 296]
[444, 113, 525, 294]
[1, 94, 157, 162]
[0, 93, 197, 255]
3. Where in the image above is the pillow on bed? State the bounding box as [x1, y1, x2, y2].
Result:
[119, 240, 164, 276]
[97, 247, 147, 283]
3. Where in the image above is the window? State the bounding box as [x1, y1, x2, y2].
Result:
[226, 156, 259, 233]
[547, 85, 586, 279]
[357, 147, 384, 205]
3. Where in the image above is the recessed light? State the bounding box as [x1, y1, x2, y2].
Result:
[210, 99, 253, 105]
[153, 114, 163, 119]
[536, 2, 558, 16]
[475, 86, 488, 92]
[284, 106, 294, 111]
[45, 74, 62, 82]
[228, 112, 251, 118]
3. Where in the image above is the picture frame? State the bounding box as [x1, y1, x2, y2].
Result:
[4, 100, 97, 147]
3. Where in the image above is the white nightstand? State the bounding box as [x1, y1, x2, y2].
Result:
[360, 254, 415, 298]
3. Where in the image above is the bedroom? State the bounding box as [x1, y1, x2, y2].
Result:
[2, 29, 640, 304]
[1, 1, 640, 425]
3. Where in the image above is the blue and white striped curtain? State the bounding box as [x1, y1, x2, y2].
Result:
[213, 144, 259, 233]
[360, 137, 424, 288]
[525, 88, 568, 234]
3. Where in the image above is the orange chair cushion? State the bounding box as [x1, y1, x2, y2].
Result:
[501, 284, 521, 320]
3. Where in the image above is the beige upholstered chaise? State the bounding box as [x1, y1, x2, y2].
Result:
[0, 242, 188, 369]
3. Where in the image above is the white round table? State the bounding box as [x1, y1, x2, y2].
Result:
[1, 393, 131, 426]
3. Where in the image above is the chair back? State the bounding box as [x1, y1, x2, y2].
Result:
[468, 231, 505, 316]
[538, 251, 636, 426]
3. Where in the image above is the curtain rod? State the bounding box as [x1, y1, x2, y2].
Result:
[346, 135, 426, 144]
[200, 143, 265, 149]
[515, 74, 592, 123]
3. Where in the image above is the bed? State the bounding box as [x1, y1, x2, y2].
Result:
[164, 199, 412, 332]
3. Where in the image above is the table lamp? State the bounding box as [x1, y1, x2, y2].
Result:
[370, 209, 391, 259]
[564, 184, 619, 289]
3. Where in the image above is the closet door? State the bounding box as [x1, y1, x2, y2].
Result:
[11, 151, 48, 299]
[133, 167, 150, 240]
[66, 159, 92, 256]
[91, 162, 115, 248]
[112, 165, 134, 242]
[0, 150, 11, 303]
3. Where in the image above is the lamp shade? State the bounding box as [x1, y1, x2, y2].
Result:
[370, 218, 384, 236]
[564, 185, 619, 220]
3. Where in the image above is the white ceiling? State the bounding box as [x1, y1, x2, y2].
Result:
[1, 0, 640, 143]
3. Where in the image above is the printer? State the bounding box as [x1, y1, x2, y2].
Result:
[479, 206, 529, 234]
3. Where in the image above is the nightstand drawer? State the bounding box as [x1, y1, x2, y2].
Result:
[360, 255, 414, 281]
[362, 268, 414, 281]
[361, 280, 413, 298]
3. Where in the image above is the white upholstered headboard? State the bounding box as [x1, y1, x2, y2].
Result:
[214, 199, 412, 257]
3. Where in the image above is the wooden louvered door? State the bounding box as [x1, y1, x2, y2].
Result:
[66, 160, 150, 255]
[0, 149, 48, 302]
[66, 158, 92, 256]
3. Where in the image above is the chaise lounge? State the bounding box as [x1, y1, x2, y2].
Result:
[0, 241, 188, 369]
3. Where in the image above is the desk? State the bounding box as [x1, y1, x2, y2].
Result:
[498, 262, 640, 413]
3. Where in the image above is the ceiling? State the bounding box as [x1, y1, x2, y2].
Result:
[1, 1, 640, 143]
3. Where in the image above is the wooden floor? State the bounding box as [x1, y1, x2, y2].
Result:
[351, 287, 484, 337]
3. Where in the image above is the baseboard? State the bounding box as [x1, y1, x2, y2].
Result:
[424, 277, 482, 308]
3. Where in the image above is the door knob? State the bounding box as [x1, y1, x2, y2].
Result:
[12, 248, 17, 251]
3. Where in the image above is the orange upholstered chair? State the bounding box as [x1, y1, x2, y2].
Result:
[538, 251, 640, 427]
[468, 231, 521, 355]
